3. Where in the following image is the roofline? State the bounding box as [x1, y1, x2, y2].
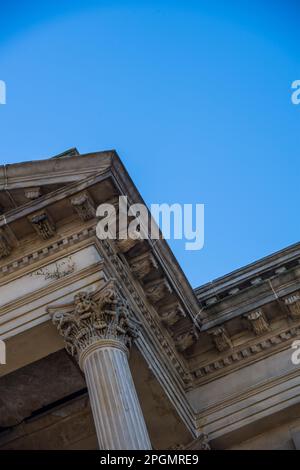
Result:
[195, 240, 300, 296]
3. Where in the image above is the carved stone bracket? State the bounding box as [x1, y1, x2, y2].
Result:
[145, 278, 172, 304]
[284, 292, 300, 320]
[244, 309, 270, 335]
[174, 329, 198, 353]
[50, 280, 139, 362]
[208, 326, 232, 352]
[70, 191, 95, 222]
[129, 252, 158, 280]
[29, 210, 56, 240]
[0, 229, 11, 259]
[159, 302, 186, 328]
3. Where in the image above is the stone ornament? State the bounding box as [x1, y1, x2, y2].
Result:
[145, 278, 172, 304]
[284, 292, 300, 320]
[245, 309, 270, 335]
[129, 252, 158, 280]
[51, 280, 139, 361]
[208, 326, 232, 352]
[160, 302, 186, 327]
[29, 210, 56, 240]
[175, 330, 198, 352]
[70, 191, 95, 222]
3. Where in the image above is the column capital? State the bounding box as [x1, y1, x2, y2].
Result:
[50, 279, 139, 364]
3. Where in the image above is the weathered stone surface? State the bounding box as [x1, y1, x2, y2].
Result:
[0, 350, 85, 427]
[0, 396, 97, 450]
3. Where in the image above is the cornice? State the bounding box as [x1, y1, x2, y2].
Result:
[196, 243, 300, 307]
[199, 268, 300, 331]
[195, 325, 300, 384]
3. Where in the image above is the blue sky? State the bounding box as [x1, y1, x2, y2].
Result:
[0, 0, 299, 287]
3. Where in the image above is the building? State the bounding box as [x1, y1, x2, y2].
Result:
[0, 149, 299, 450]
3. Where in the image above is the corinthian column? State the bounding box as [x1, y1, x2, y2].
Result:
[50, 280, 151, 450]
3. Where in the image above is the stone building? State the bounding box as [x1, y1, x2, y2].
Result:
[0, 148, 299, 450]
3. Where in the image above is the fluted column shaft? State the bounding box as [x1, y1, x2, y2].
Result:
[80, 340, 151, 450]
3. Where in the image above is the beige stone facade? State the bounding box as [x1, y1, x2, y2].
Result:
[0, 148, 299, 450]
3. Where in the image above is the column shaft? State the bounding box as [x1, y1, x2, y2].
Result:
[83, 343, 151, 450]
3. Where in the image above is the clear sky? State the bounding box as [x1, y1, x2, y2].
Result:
[0, 0, 299, 287]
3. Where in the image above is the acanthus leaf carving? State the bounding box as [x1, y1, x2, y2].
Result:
[50, 280, 139, 361]
[245, 309, 270, 335]
[208, 325, 232, 352]
[174, 329, 198, 352]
